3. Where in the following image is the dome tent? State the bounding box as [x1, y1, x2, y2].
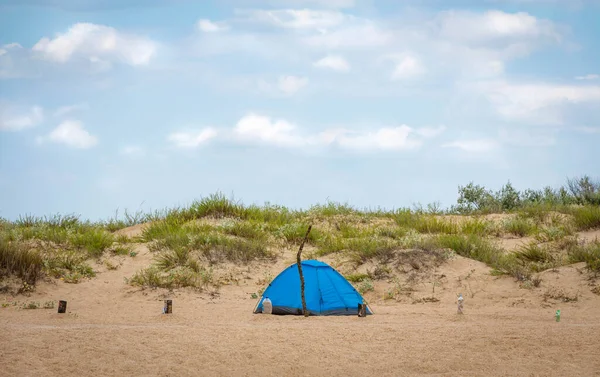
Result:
[253, 260, 373, 316]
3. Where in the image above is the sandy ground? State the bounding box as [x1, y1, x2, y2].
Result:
[2, 238, 600, 376]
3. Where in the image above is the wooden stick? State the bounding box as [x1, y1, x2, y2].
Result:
[296, 224, 312, 317]
[58, 300, 67, 314]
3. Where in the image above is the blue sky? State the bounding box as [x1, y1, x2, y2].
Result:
[1, 0, 599, 221]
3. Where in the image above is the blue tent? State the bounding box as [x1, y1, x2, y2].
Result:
[253, 260, 373, 316]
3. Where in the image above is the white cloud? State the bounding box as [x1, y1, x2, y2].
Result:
[167, 128, 218, 148]
[476, 80, 600, 124]
[32, 23, 157, 66]
[237, 9, 347, 29]
[313, 54, 350, 72]
[233, 113, 304, 147]
[232, 113, 426, 151]
[391, 55, 426, 80]
[333, 126, 421, 151]
[443, 139, 500, 152]
[575, 74, 599, 81]
[53, 103, 89, 117]
[197, 19, 228, 32]
[0, 105, 44, 131]
[48, 120, 98, 149]
[434, 10, 561, 48]
[303, 22, 392, 49]
[278, 75, 308, 95]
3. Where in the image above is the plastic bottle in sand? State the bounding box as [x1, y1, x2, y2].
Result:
[457, 293, 464, 314]
[262, 297, 272, 314]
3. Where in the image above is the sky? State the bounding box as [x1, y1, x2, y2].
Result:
[0, 0, 599, 221]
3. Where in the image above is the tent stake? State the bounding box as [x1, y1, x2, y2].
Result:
[296, 224, 312, 317]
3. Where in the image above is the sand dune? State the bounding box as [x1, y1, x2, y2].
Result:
[2, 234, 600, 377]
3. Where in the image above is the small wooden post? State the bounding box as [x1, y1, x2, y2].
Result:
[164, 299, 172, 314]
[57, 300, 67, 314]
[296, 225, 312, 317]
[358, 303, 367, 317]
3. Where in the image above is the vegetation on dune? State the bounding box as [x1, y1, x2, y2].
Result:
[1, 175, 599, 292]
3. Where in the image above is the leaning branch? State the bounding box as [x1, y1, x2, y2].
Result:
[296, 224, 312, 317]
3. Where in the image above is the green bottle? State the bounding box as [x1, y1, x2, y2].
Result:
[555, 309, 561, 322]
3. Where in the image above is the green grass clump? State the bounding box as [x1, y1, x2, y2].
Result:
[570, 206, 600, 231]
[357, 278, 374, 294]
[394, 211, 458, 234]
[155, 247, 192, 271]
[0, 237, 42, 284]
[345, 273, 370, 283]
[193, 235, 273, 264]
[375, 226, 409, 240]
[111, 244, 133, 256]
[218, 220, 269, 241]
[244, 204, 300, 226]
[43, 251, 95, 281]
[435, 234, 523, 278]
[276, 222, 321, 244]
[503, 217, 538, 237]
[568, 240, 600, 275]
[141, 218, 185, 242]
[316, 234, 398, 264]
[129, 264, 214, 290]
[187, 192, 245, 220]
[515, 242, 557, 273]
[535, 225, 574, 242]
[308, 201, 359, 218]
[70, 229, 114, 258]
[103, 208, 150, 232]
[461, 218, 495, 236]
[346, 237, 398, 264]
